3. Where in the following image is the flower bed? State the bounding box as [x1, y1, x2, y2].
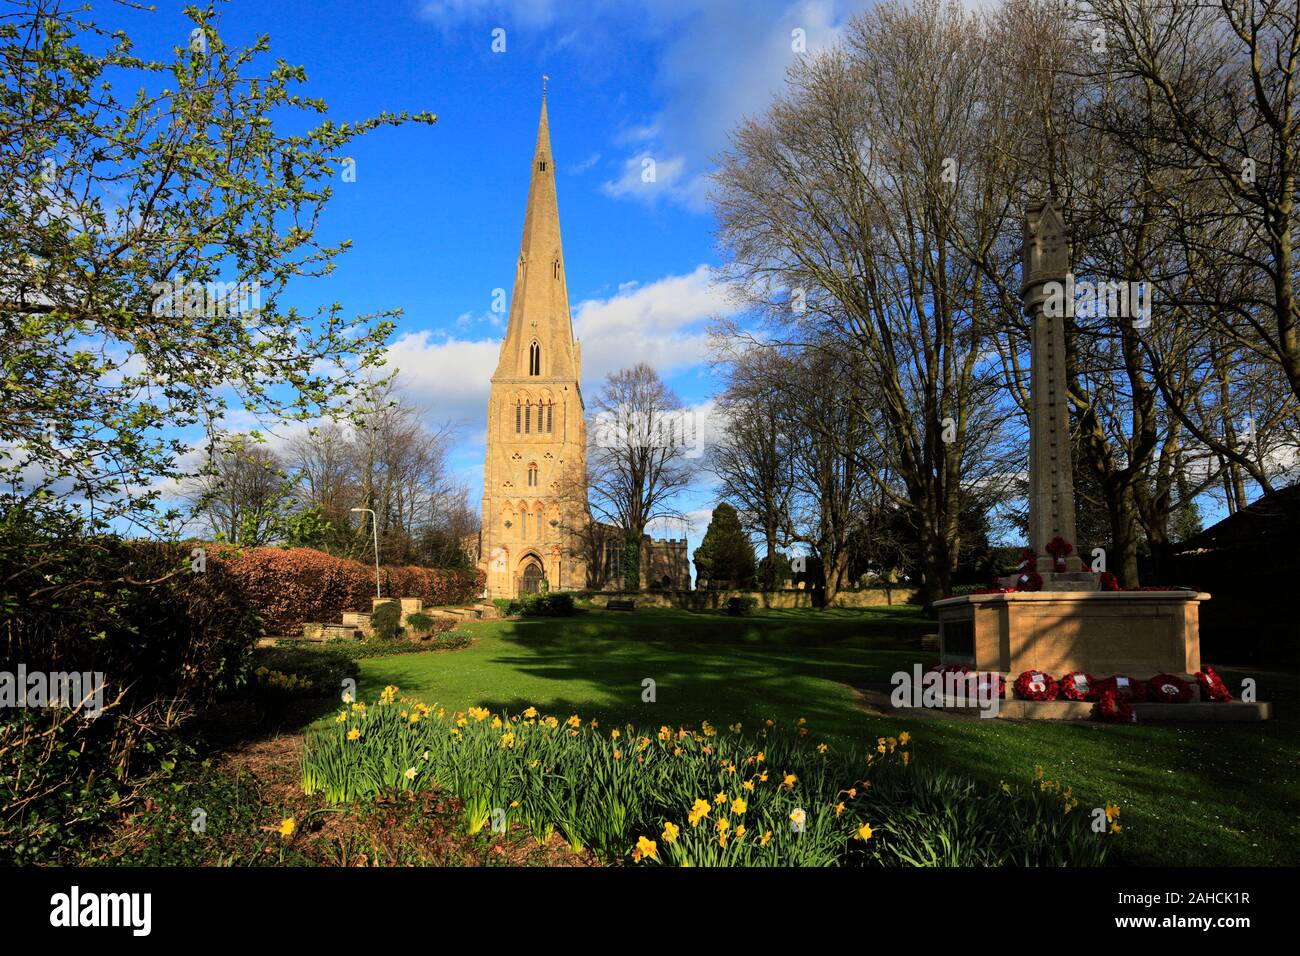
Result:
[301, 690, 1113, 866]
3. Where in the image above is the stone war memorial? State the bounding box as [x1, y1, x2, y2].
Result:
[932, 200, 1267, 720]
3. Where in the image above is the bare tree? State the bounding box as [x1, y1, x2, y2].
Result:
[182, 435, 294, 545]
[707, 344, 797, 590]
[712, 0, 1024, 602]
[587, 363, 695, 590]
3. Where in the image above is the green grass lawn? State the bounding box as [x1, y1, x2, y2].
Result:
[343, 605, 1299, 866]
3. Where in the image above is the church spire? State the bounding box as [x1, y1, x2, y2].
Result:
[493, 84, 577, 382]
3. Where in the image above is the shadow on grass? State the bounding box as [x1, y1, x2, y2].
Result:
[351, 606, 1299, 866]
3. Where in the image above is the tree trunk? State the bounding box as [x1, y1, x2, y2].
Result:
[1106, 489, 1141, 588]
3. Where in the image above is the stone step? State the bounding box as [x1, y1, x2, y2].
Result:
[301, 622, 363, 642]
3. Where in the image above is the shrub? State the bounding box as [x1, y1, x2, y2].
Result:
[520, 592, 575, 617]
[0, 507, 261, 862]
[725, 596, 759, 616]
[370, 601, 402, 642]
[404, 612, 435, 637]
[302, 697, 1112, 867]
[250, 645, 359, 699]
[212, 546, 484, 635]
[493, 598, 519, 616]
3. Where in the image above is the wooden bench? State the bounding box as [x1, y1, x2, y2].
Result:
[606, 599, 636, 611]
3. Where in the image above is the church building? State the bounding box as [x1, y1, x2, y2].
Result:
[478, 88, 689, 599]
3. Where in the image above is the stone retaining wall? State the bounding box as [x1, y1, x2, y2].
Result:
[581, 587, 917, 610]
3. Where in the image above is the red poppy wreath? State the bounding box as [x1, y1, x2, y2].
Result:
[1146, 673, 1194, 703]
[1013, 670, 1059, 701]
[1059, 671, 1096, 701]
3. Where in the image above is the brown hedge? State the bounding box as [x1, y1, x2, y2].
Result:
[211, 546, 484, 635]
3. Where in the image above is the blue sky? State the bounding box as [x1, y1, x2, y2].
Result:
[97, 0, 869, 548]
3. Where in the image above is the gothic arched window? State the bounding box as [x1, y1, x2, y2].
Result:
[546, 402, 553, 433]
[515, 404, 521, 434]
[524, 403, 531, 434]
[527, 463, 538, 487]
[529, 342, 540, 376]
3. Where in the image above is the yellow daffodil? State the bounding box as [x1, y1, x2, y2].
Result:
[734, 824, 745, 841]
[714, 791, 727, 805]
[760, 830, 772, 846]
[834, 802, 845, 816]
[279, 817, 295, 839]
[688, 799, 710, 827]
[789, 808, 806, 830]
[782, 773, 797, 790]
[635, 836, 658, 861]
[731, 797, 747, 815]
[347, 728, 361, 741]
[522, 706, 538, 718]
[662, 821, 680, 844]
[899, 732, 910, 745]
[404, 767, 416, 780]
[743, 780, 754, 792]
[856, 823, 873, 841]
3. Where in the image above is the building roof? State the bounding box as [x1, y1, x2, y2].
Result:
[1173, 483, 1300, 555]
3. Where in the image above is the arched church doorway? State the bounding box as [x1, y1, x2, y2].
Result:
[520, 560, 544, 594]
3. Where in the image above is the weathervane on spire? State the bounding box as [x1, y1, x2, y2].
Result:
[542, 74, 549, 98]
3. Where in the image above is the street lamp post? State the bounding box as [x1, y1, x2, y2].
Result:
[350, 507, 381, 598]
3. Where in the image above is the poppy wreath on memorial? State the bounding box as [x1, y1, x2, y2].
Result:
[1059, 671, 1096, 701]
[1146, 673, 1194, 703]
[1195, 665, 1233, 703]
[1013, 670, 1059, 701]
[1098, 571, 1120, 591]
[1093, 689, 1136, 723]
[971, 671, 1006, 699]
[1046, 536, 1073, 572]
[1015, 570, 1043, 592]
[1094, 675, 1148, 703]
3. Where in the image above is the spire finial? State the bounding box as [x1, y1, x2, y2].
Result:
[542, 74, 549, 98]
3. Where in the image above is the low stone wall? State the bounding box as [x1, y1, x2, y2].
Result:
[580, 587, 917, 610]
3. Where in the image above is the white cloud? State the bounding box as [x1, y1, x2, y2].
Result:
[382, 329, 501, 429]
[573, 264, 738, 383]
[599, 153, 706, 208]
[568, 152, 602, 174]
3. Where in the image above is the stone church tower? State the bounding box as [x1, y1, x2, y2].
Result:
[480, 90, 589, 598]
